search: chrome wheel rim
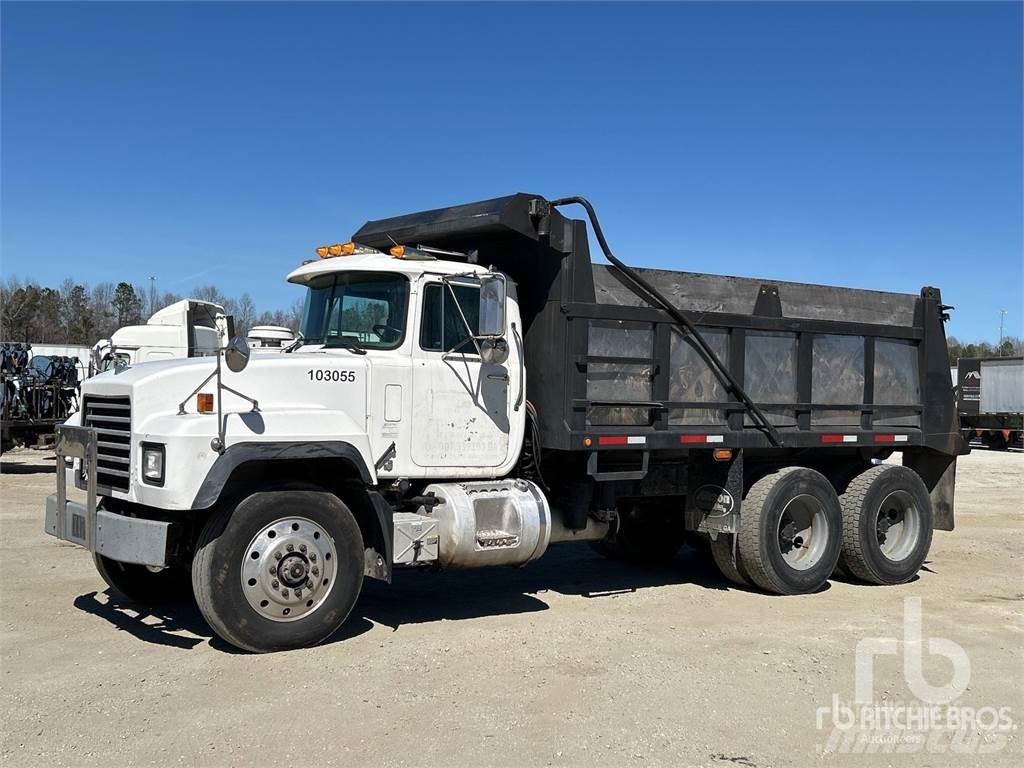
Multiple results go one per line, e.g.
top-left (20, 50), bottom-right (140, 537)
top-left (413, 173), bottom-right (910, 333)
top-left (777, 494), bottom-right (829, 571)
top-left (241, 517), bottom-right (337, 622)
top-left (875, 490), bottom-right (921, 562)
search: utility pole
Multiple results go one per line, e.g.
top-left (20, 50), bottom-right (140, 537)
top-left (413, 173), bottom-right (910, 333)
top-left (149, 276), bottom-right (157, 316)
top-left (997, 309), bottom-right (1007, 355)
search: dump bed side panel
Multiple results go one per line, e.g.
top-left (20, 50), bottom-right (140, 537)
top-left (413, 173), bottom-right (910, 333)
top-left (592, 266), bottom-right (918, 326)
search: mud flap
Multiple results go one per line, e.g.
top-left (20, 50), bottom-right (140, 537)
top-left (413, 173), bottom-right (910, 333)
top-left (903, 451), bottom-right (957, 531)
top-left (686, 450), bottom-right (743, 535)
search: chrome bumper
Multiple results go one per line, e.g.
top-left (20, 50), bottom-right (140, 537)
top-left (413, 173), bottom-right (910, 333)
top-left (45, 424), bottom-right (169, 567)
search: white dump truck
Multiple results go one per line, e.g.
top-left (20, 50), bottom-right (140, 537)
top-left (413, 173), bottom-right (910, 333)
top-left (91, 299), bottom-right (230, 372)
top-left (45, 194), bottom-right (966, 652)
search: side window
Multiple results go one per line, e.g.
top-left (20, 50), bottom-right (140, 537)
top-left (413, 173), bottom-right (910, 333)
top-left (420, 282), bottom-right (480, 353)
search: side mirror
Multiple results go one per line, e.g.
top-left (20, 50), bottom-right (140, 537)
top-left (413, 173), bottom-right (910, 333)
top-left (480, 337), bottom-right (510, 365)
top-left (477, 275), bottom-right (506, 337)
top-left (224, 336), bottom-right (251, 373)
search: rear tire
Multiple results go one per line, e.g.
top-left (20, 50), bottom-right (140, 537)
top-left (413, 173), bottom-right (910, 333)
top-left (838, 464), bottom-right (933, 585)
top-left (709, 533), bottom-right (750, 586)
top-left (192, 489), bottom-right (364, 653)
top-left (736, 467), bottom-right (843, 595)
top-left (93, 554), bottom-right (192, 603)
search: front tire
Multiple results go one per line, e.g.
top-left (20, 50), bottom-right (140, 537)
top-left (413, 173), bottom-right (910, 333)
top-left (736, 467), bottom-right (843, 595)
top-left (94, 554), bottom-right (192, 602)
top-left (192, 490), bottom-right (364, 653)
top-left (838, 464), bottom-right (933, 585)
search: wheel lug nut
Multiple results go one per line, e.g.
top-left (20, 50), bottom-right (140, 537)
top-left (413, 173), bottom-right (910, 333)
top-left (281, 588), bottom-right (289, 597)
top-left (286, 544), bottom-right (294, 552)
top-left (274, 551), bottom-right (282, 560)
top-left (306, 578), bottom-right (313, 588)
top-left (311, 567), bottom-right (319, 576)
top-left (299, 544), bottom-right (307, 553)
top-left (309, 553), bottom-right (316, 562)
top-left (271, 580), bottom-right (279, 589)
top-left (295, 589), bottom-right (302, 598)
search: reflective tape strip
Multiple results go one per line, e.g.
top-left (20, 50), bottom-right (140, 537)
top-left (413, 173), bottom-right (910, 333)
top-left (597, 435), bottom-right (647, 446)
top-left (680, 435), bottom-right (725, 444)
top-left (893, 434), bottom-right (909, 443)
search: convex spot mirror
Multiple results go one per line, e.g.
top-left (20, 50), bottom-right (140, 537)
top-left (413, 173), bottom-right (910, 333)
top-left (224, 336), bottom-right (251, 373)
top-left (480, 337), bottom-right (509, 365)
top-left (477, 275), bottom-right (506, 338)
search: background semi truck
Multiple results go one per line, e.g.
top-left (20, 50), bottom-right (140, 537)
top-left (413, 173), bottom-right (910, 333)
top-left (956, 356), bottom-right (1023, 450)
top-left (90, 299), bottom-right (231, 372)
top-left (45, 194), bottom-right (967, 652)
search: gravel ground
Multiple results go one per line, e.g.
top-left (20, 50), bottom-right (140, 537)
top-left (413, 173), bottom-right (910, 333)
top-left (1, 448), bottom-right (1021, 767)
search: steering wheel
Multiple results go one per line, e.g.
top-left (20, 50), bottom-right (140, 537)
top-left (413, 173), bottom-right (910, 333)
top-left (373, 324), bottom-right (402, 343)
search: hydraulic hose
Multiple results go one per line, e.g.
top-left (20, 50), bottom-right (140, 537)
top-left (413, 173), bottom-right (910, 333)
top-left (548, 196), bottom-right (784, 448)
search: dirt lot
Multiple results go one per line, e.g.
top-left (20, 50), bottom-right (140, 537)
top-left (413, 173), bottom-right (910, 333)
top-left (1, 449), bottom-right (1021, 767)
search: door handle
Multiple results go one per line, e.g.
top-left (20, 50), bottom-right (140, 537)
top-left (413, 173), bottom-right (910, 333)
top-left (487, 373), bottom-right (510, 382)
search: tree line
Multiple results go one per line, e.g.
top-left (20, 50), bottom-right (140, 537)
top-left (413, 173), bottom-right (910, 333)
top-left (0, 276), bottom-right (301, 346)
top-left (946, 335), bottom-right (1023, 365)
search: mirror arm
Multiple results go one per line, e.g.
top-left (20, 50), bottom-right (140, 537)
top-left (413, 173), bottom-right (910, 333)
top-left (442, 279), bottom-right (484, 357)
top-left (177, 368), bottom-right (218, 415)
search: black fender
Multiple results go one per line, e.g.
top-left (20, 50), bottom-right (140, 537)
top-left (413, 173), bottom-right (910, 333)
top-left (191, 441), bottom-right (373, 510)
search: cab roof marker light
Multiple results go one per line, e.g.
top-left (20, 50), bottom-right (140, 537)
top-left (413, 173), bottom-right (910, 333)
top-left (390, 245), bottom-right (437, 261)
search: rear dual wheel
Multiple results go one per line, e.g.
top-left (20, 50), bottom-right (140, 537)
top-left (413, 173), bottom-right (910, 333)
top-left (733, 468), bottom-right (844, 595)
top-left (709, 468), bottom-right (842, 593)
top-left (837, 465), bottom-right (933, 585)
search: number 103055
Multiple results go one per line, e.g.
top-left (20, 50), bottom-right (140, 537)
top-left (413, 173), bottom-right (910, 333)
top-left (307, 369), bottom-right (356, 382)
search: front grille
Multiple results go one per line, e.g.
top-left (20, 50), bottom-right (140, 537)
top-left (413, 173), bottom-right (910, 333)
top-left (83, 396), bottom-right (132, 491)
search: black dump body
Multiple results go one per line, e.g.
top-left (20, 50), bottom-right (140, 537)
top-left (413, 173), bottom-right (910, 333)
top-left (354, 194), bottom-right (967, 461)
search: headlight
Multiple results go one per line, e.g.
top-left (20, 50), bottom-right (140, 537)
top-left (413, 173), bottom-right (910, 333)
top-left (141, 443), bottom-right (165, 486)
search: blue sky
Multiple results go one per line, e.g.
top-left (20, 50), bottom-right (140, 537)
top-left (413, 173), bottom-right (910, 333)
top-left (3, 1), bottom-right (1021, 341)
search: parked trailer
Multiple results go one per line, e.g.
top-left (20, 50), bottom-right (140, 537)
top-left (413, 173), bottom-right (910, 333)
top-left (45, 194), bottom-right (967, 652)
top-left (1, 343), bottom-right (80, 453)
top-left (956, 357), bottom-right (1023, 450)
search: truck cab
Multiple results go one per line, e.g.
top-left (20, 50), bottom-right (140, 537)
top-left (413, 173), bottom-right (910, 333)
top-left (91, 299), bottom-right (230, 372)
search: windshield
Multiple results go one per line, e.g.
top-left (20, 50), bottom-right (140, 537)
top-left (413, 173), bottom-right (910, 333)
top-left (299, 272), bottom-right (409, 349)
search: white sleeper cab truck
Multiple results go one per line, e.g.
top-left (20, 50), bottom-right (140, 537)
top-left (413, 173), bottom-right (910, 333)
top-left (91, 299), bottom-right (230, 373)
top-left (46, 194), bottom-right (968, 653)
top-left (246, 325), bottom-right (297, 352)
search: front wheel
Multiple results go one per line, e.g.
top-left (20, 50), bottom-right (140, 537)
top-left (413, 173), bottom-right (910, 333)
top-left (94, 554), bottom-right (192, 602)
top-left (192, 490), bottom-right (364, 653)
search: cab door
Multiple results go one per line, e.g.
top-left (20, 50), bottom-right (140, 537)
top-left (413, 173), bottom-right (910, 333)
top-left (411, 277), bottom-right (511, 468)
